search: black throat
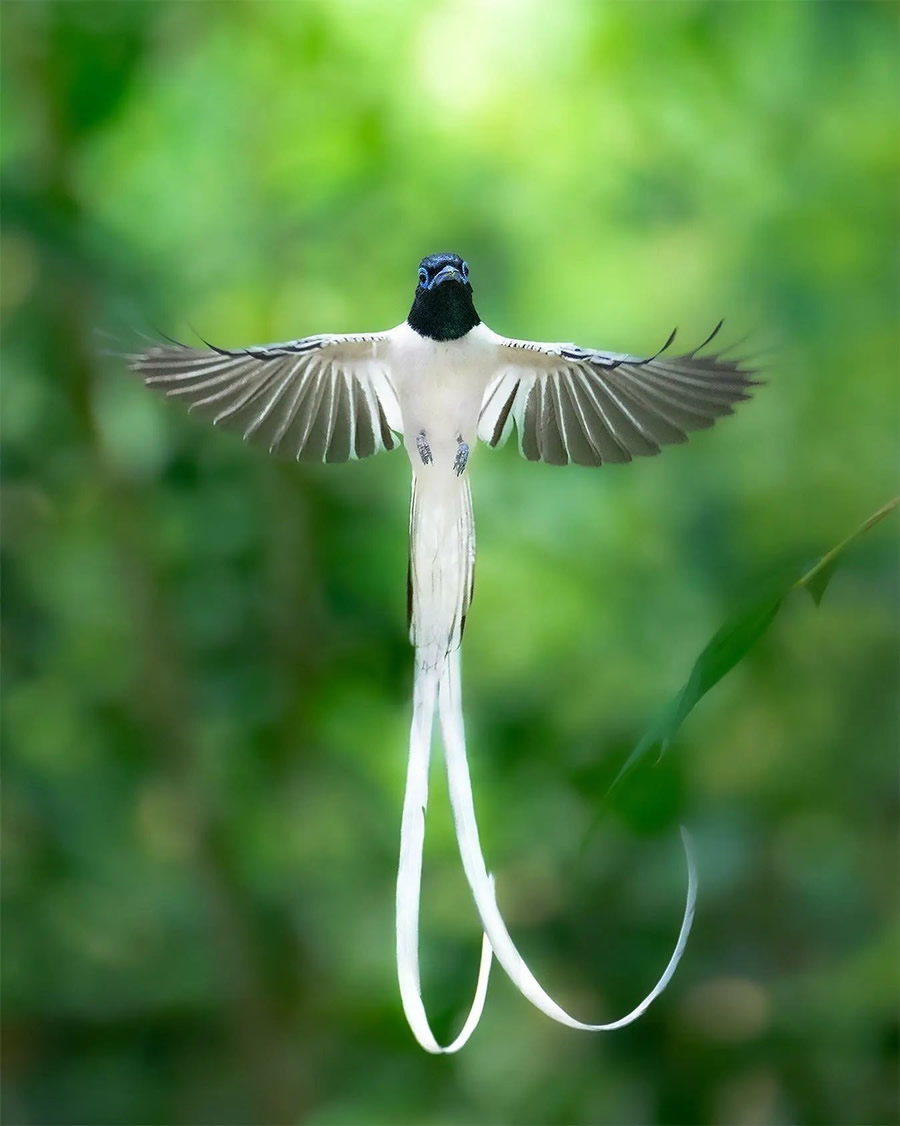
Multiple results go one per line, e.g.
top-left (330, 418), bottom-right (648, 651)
top-left (407, 283), bottom-right (481, 342)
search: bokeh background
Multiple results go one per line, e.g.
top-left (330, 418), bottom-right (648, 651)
top-left (2, 3), bottom-right (898, 1124)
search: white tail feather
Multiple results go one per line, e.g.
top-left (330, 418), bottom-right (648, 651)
top-left (399, 466), bottom-right (693, 1047)
top-left (437, 646), bottom-right (697, 1031)
top-left (407, 473), bottom-right (475, 667)
top-left (395, 658), bottom-right (493, 1053)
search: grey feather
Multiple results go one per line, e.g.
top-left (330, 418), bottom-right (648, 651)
top-left (479, 328), bottom-right (760, 467)
top-left (125, 332), bottom-right (401, 462)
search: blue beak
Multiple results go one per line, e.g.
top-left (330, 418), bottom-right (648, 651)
top-left (430, 265), bottom-right (465, 288)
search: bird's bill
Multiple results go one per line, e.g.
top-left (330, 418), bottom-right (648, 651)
top-left (429, 265), bottom-right (465, 288)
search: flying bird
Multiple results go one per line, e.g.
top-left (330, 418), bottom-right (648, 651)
top-left (123, 252), bottom-right (759, 1052)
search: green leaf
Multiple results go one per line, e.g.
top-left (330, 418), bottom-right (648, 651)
top-left (608, 495), bottom-right (898, 793)
top-left (796, 495), bottom-right (899, 606)
top-left (609, 591), bottom-right (783, 791)
top-left (802, 558), bottom-right (839, 607)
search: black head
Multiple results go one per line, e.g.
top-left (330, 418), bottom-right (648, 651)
top-left (407, 252), bottom-right (480, 341)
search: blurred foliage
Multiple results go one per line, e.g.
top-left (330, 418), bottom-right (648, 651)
top-left (612, 497), bottom-right (899, 794)
top-left (2, 2), bottom-right (898, 1124)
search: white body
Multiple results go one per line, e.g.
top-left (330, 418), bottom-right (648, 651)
top-left (388, 321), bottom-right (499, 465)
top-left (388, 323), bottom-right (499, 666)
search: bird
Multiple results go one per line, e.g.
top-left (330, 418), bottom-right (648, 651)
top-left (123, 251), bottom-right (759, 1053)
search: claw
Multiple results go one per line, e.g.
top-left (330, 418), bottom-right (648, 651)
top-left (416, 431), bottom-right (433, 466)
top-left (453, 438), bottom-right (469, 476)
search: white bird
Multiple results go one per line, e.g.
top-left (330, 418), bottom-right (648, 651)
top-left (125, 252), bottom-right (759, 1052)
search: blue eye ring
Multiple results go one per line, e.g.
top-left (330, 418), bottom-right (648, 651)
top-left (461, 261), bottom-right (469, 280)
top-left (418, 268), bottom-right (428, 286)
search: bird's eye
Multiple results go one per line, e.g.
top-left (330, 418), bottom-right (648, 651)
top-left (461, 261), bottom-right (469, 279)
top-left (418, 268), bottom-right (428, 286)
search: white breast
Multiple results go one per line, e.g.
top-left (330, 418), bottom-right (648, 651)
top-left (387, 322), bottom-right (499, 471)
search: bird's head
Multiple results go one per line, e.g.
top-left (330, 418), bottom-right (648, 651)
top-left (408, 252), bottom-right (480, 341)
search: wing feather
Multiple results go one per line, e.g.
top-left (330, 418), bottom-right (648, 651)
top-left (567, 369), bottom-right (629, 463)
top-left (538, 379), bottom-right (567, 465)
top-left (125, 331), bottom-right (401, 462)
top-left (352, 376), bottom-right (377, 458)
top-left (604, 371), bottom-right (688, 446)
top-left (479, 327), bottom-right (759, 467)
top-left (569, 368), bottom-right (632, 463)
top-left (554, 376), bottom-right (596, 466)
top-left (326, 370), bottom-right (353, 463)
top-left (276, 362), bottom-right (323, 455)
top-left (520, 380), bottom-right (542, 462)
top-left (622, 368), bottom-right (725, 423)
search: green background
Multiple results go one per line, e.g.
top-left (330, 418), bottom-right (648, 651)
top-left (2, 2), bottom-right (897, 1123)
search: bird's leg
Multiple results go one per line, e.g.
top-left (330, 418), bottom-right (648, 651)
top-left (416, 431), bottom-right (433, 466)
top-left (453, 436), bottom-right (469, 477)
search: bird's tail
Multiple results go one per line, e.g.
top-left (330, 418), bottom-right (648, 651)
top-left (406, 472), bottom-right (475, 666)
top-left (396, 472), bottom-right (490, 1053)
top-left (438, 645), bottom-right (698, 1033)
top-left (396, 654), bottom-right (492, 1053)
top-left (397, 472), bottom-right (697, 1051)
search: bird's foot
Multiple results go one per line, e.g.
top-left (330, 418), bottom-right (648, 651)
top-left (416, 431), bottom-right (433, 466)
top-left (453, 438), bottom-right (469, 477)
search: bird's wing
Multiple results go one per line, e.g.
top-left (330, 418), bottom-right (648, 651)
top-left (477, 323), bottom-right (759, 466)
top-left (125, 331), bottom-right (402, 461)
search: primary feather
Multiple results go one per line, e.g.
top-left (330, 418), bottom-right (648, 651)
top-left (125, 332), bottom-right (401, 461)
top-left (478, 323), bottom-right (761, 465)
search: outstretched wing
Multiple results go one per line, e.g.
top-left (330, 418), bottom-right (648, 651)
top-left (477, 323), bottom-right (760, 466)
top-left (125, 331), bottom-right (402, 462)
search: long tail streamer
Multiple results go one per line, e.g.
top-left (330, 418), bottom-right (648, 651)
top-left (395, 658), bottom-right (492, 1053)
top-left (438, 646), bottom-right (697, 1031)
top-left (397, 470), bottom-right (696, 1050)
